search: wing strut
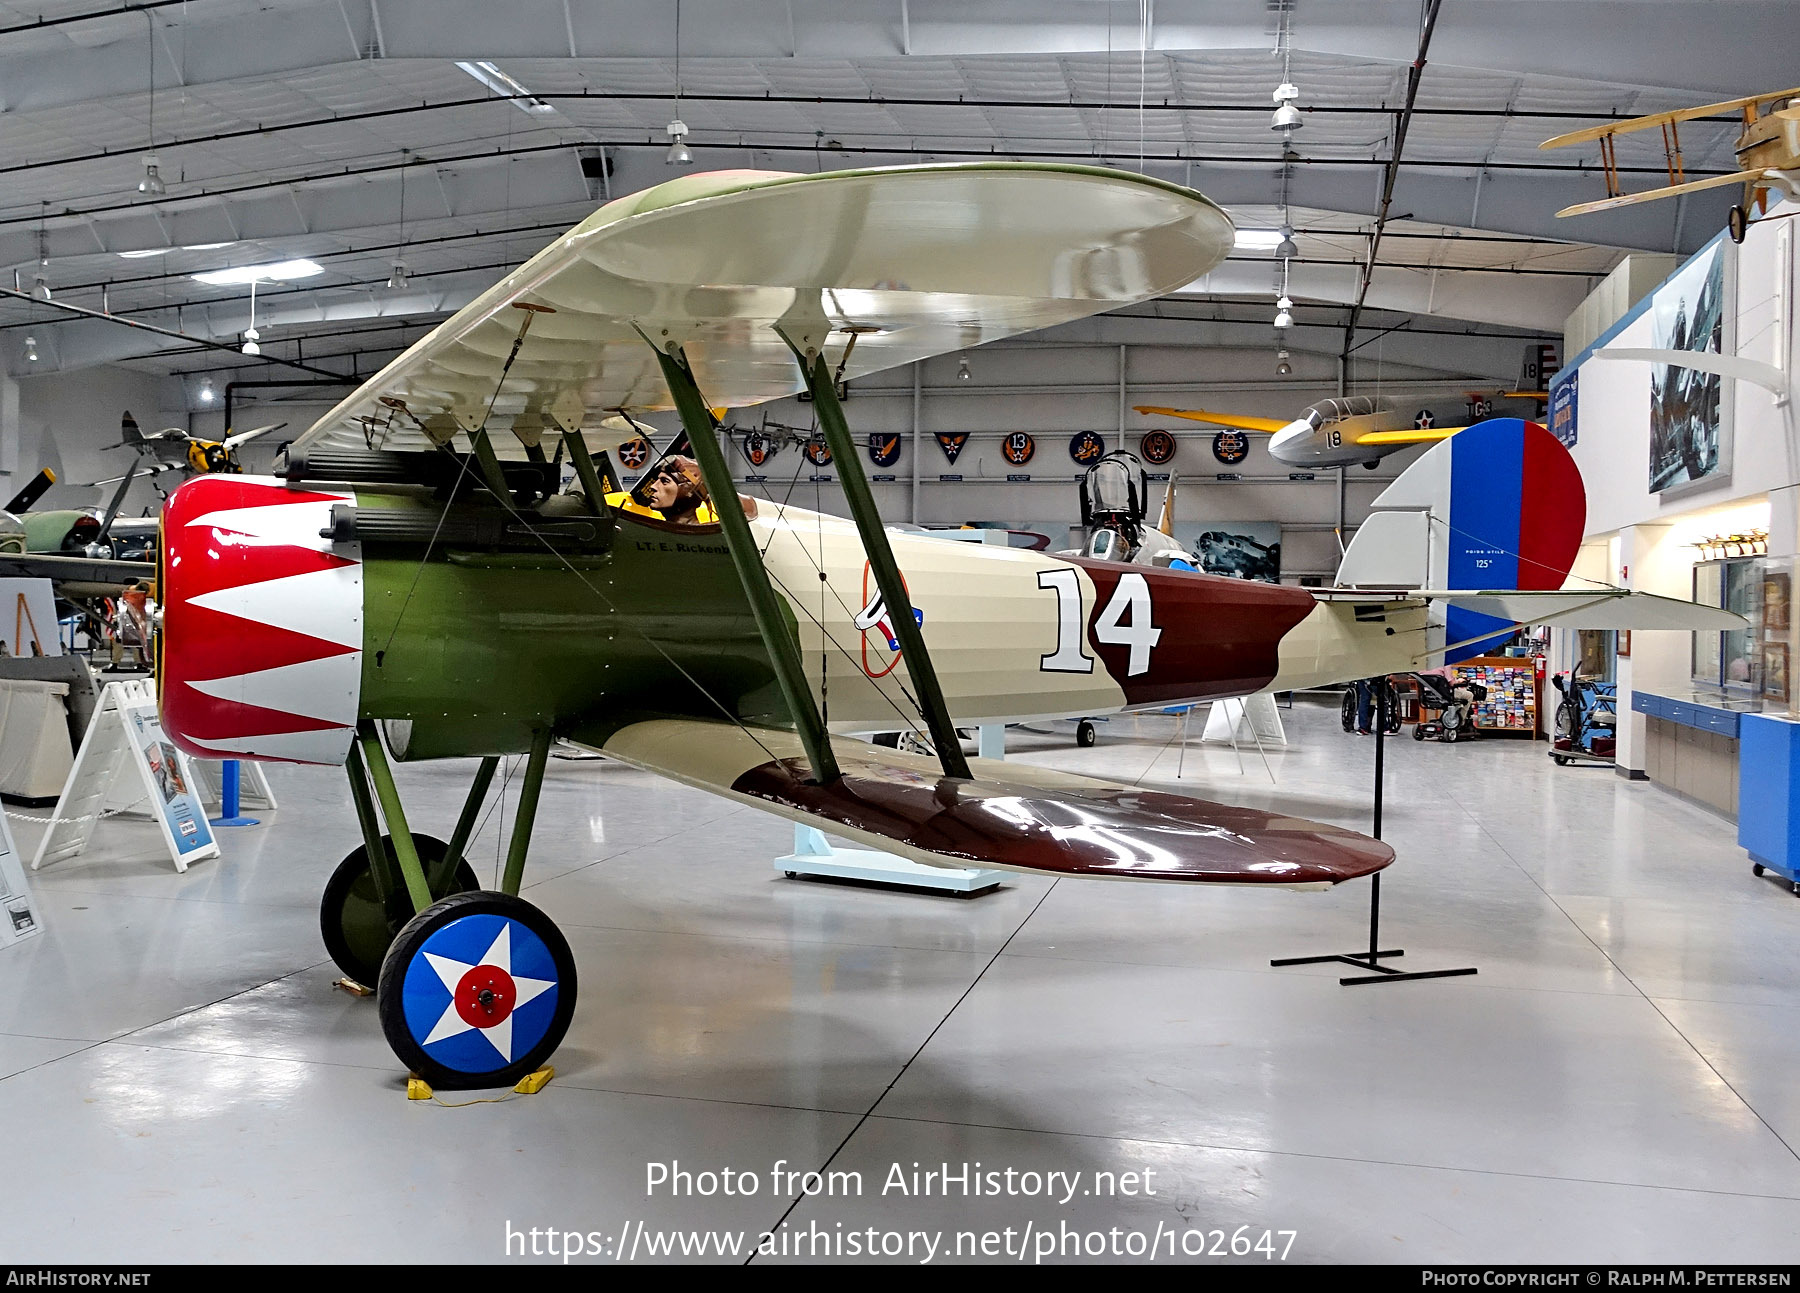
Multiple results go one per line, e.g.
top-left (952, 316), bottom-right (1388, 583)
top-left (783, 328), bottom-right (972, 781)
top-left (645, 336), bottom-right (841, 786)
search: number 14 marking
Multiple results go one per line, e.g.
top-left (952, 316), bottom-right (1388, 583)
top-left (1038, 568), bottom-right (1163, 678)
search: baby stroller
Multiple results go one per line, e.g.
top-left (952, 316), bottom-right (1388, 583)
top-left (1411, 673), bottom-right (1489, 743)
top-left (1550, 672), bottom-right (1616, 766)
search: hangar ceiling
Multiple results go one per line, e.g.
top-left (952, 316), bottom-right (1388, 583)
top-left (0, 0), bottom-right (1778, 384)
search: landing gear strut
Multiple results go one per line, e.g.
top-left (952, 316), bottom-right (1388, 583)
top-left (333, 723), bottom-right (578, 1089)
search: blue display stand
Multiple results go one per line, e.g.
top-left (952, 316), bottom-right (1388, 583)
top-left (207, 760), bottom-right (262, 828)
top-left (1738, 713), bottom-right (1800, 887)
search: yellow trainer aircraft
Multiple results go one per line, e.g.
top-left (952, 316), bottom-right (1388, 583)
top-left (1541, 86), bottom-right (1800, 242)
top-left (1134, 387), bottom-right (1546, 470)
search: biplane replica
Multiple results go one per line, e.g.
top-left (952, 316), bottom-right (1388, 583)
top-left (1133, 384), bottom-right (1548, 471)
top-left (148, 164), bottom-right (1738, 1089)
top-left (1541, 86), bottom-right (1800, 241)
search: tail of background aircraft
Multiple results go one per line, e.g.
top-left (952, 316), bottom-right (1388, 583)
top-left (1334, 418), bottom-right (1586, 662)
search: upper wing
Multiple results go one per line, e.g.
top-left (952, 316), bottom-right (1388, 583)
top-left (1554, 169), bottom-right (1767, 217)
top-left (1314, 587), bottom-right (1745, 631)
top-left (583, 717), bottom-right (1392, 889)
top-left (1352, 425), bottom-right (1466, 448)
top-left (1132, 405), bottom-right (1289, 434)
top-left (297, 164), bottom-right (1234, 460)
top-left (1540, 88), bottom-right (1800, 149)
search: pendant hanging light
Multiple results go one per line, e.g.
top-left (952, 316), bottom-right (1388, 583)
top-left (666, 1), bottom-right (694, 165)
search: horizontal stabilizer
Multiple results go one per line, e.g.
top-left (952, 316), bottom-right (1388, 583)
top-left (1314, 587), bottom-right (1745, 632)
top-left (1133, 405), bottom-right (1288, 434)
top-left (583, 718), bottom-right (1391, 888)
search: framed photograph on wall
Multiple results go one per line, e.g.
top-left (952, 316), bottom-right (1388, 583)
top-left (1617, 630), bottom-right (1631, 658)
top-left (1649, 236), bottom-right (1735, 497)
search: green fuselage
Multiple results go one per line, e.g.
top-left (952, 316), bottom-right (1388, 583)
top-left (357, 493), bottom-right (778, 759)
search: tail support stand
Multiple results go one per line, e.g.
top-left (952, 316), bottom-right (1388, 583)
top-left (1270, 680), bottom-right (1478, 987)
top-left (207, 760), bottom-right (261, 827)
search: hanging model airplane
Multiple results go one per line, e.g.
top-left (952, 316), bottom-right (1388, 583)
top-left (1540, 86), bottom-right (1800, 242)
top-left (143, 164), bottom-right (1737, 1091)
top-left (96, 410), bottom-right (286, 483)
top-left (1132, 385), bottom-right (1548, 470)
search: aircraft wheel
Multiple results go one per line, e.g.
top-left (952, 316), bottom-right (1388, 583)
top-left (320, 834), bottom-right (478, 986)
top-left (1753, 862), bottom-right (1765, 877)
top-left (1076, 720), bottom-right (1097, 748)
top-left (1728, 205), bottom-right (1749, 245)
top-left (1361, 460), bottom-right (1381, 470)
top-left (1340, 692), bottom-right (1357, 733)
top-left (378, 891), bottom-right (577, 1090)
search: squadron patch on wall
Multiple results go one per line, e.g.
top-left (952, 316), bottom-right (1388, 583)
top-left (1069, 430), bottom-right (1106, 465)
top-left (741, 430), bottom-right (775, 467)
top-left (617, 437), bottom-right (652, 470)
top-left (1140, 429), bottom-right (1177, 465)
top-left (1002, 432), bottom-right (1036, 466)
top-left (868, 433), bottom-right (902, 467)
top-left (1211, 430), bottom-right (1250, 465)
top-left (935, 431), bottom-right (969, 463)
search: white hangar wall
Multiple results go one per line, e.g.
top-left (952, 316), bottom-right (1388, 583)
top-left (1554, 196), bottom-right (1800, 773)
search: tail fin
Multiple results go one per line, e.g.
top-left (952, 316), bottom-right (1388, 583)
top-left (119, 411), bottom-right (143, 445)
top-left (1336, 418), bottom-right (1586, 661)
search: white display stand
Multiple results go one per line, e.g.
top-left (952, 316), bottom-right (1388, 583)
top-left (0, 677), bottom-right (73, 800)
top-left (189, 759), bottom-right (279, 812)
top-left (30, 679), bottom-right (219, 874)
top-left (1202, 693), bottom-right (1288, 746)
top-left (776, 824), bottom-right (1004, 896)
top-left (0, 805), bottom-right (42, 950)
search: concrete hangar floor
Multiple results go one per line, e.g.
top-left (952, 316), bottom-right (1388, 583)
top-left (3, 698), bottom-right (1796, 1265)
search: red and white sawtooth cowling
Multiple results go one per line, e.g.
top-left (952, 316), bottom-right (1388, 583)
top-left (159, 475), bottom-right (364, 765)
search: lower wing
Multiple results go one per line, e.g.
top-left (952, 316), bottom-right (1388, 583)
top-left (579, 717), bottom-right (1392, 889)
top-left (1132, 406), bottom-right (1289, 434)
top-left (1555, 170), bottom-right (1766, 218)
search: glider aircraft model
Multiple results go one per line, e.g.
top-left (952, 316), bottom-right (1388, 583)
top-left (145, 164), bottom-right (1737, 1089)
top-left (1133, 382), bottom-right (1548, 471)
top-left (1540, 86), bottom-right (1800, 241)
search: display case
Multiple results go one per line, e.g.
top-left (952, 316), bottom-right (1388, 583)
top-left (1692, 556), bottom-right (1764, 693)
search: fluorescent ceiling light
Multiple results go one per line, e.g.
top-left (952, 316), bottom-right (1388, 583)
top-left (191, 259), bottom-right (323, 286)
top-left (455, 60), bottom-right (557, 113)
top-left (119, 242), bottom-right (233, 259)
top-left (1234, 230), bottom-right (1285, 251)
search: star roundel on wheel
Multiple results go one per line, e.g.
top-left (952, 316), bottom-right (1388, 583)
top-left (1069, 430), bottom-right (1106, 465)
top-left (618, 437), bottom-right (652, 470)
top-left (1211, 430), bottom-right (1249, 464)
top-left (1140, 430), bottom-right (1177, 465)
top-left (1002, 432), bottom-right (1035, 466)
top-left (803, 435), bottom-right (833, 466)
top-left (400, 912), bottom-right (561, 1075)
